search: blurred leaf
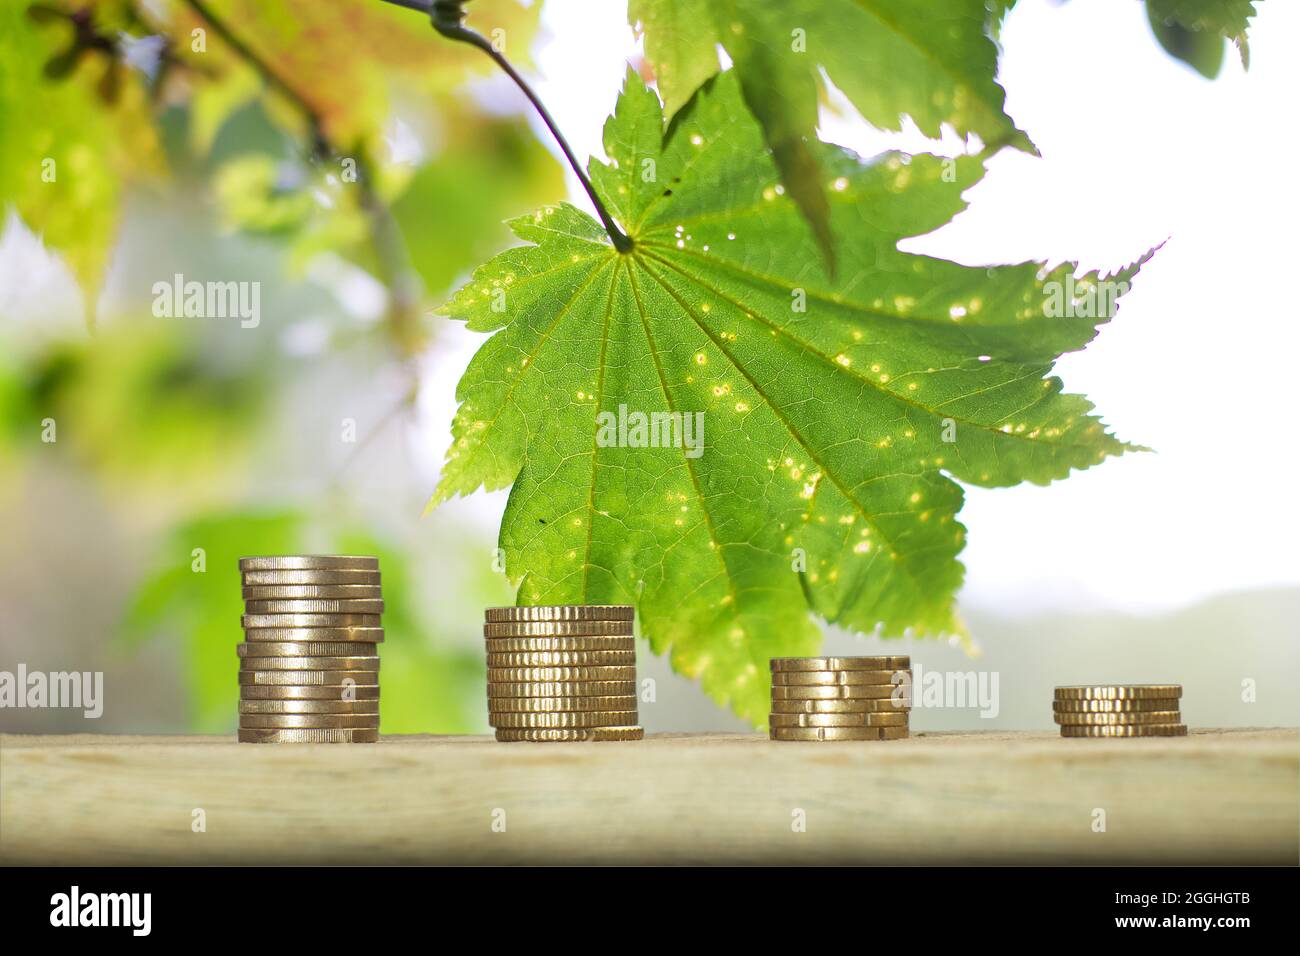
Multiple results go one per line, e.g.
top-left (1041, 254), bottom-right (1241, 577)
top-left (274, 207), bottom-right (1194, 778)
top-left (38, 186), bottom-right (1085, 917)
top-left (1147, 15), bottom-right (1224, 78)
top-left (213, 153), bottom-right (318, 235)
top-left (1146, 0), bottom-right (1256, 75)
top-left (986, 0), bottom-right (1016, 39)
top-left (157, 0), bottom-right (542, 149)
top-left (7, 320), bottom-right (268, 497)
top-left (0, 2), bottom-right (162, 308)
top-left (189, 61), bottom-right (261, 155)
top-left (391, 113), bottom-right (565, 298)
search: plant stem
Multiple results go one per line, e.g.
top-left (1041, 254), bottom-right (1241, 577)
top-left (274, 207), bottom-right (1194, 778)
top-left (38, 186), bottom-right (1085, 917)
top-left (381, 0), bottom-right (632, 252)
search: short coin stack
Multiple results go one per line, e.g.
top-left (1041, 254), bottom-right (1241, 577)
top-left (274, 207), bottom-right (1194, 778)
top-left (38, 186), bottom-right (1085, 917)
top-left (485, 605), bottom-right (643, 742)
top-left (1054, 684), bottom-right (1186, 737)
top-left (237, 556), bottom-right (383, 743)
top-left (769, 656), bottom-right (912, 741)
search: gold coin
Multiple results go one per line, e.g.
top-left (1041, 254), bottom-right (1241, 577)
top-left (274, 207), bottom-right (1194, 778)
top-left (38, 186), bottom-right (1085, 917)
top-left (485, 650), bottom-right (636, 667)
top-left (489, 711), bottom-right (639, 729)
top-left (484, 636), bottom-right (635, 652)
top-left (239, 556), bottom-right (379, 571)
top-left (238, 684), bottom-right (379, 700)
top-left (1054, 711), bottom-right (1183, 726)
top-left (239, 656), bottom-right (380, 671)
top-left (241, 626), bottom-right (384, 643)
top-left (239, 700), bottom-right (381, 715)
top-left (483, 620), bottom-right (635, 637)
top-left (239, 670), bottom-right (378, 685)
top-left (487, 665), bottom-right (636, 682)
top-left (487, 680), bottom-right (637, 698)
top-left (771, 669), bottom-right (907, 686)
top-left (241, 613), bottom-right (381, 629)
top-left (239, 714), bottom-right (381, 730)
top-left (1060, 723), bottom-right (1189, 738)
top-left (1054, 685), bottom-right (1183, 700)
top-left (486, 695), bottom-right (638, 713)
top-left (770, 698), bottom-right (911, 714)
top-left (770, 656), bottom-right (911, 672)
top-left (244, 599), bottom-right (385, 615)
top-left (770, 684), bottom-right (905, 700)
top-left (770, 725), bottom-right (909, 742)
top-left (238, 728), bottom-right (379, 743)
top-left (494, 725), bottom-right (644, 742)
top-left (1052, 697), bottom-right (1181, 713)
top-left (484, 606), bottom-right (634, 623)
top-left (241, 585), bottom-right (383, 600)
top-left (241, 569), bottom-right (381, 586)
top-left (237, 642), bottom-right (379, 658)
top-left (768, 712), bottom-right (908, 728)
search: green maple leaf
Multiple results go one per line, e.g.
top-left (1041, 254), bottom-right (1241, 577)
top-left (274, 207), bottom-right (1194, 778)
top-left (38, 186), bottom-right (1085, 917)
top-left (433, 70), bottom-right (1143, 724)
top-left (631, 0), bottom-right (1033, 269)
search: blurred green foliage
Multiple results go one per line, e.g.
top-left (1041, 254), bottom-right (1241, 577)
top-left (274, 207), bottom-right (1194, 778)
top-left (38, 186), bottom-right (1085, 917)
top-left (0, 0), bottom-right (558, 732)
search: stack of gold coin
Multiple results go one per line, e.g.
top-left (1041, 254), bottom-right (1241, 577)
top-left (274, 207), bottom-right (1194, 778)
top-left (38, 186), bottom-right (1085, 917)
top-left (485, 606), bottom-right (643, 742)
top-left (769, 656), bottom-right (912, 741)
top-left (236, 556), bottom-right (383, 743)
top-left (1054, 685), bottom-right (1186, 737)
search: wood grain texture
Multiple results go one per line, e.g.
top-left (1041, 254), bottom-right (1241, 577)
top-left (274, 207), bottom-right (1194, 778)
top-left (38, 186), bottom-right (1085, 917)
top-left (2, 729), bottom-right (1295, 864)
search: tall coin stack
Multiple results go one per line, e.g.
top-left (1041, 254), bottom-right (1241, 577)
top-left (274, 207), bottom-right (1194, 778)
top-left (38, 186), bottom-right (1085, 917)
top-left (1054, 684), bottom-right (1186, 737)
top-left (769, 656), bottom-right (912, 741)
top-left (237, 556), bottom-right (383, 743)
top-left (485, 605), bottom-right (643, 742)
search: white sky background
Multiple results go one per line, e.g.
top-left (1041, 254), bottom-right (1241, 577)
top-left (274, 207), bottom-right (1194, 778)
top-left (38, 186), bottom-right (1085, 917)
top-left (429, 0), bottom-right (1300, 617)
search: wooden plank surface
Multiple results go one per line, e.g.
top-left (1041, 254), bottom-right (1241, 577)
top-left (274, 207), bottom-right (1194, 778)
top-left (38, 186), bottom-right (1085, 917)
top-left (2, 729), bottom-right (1295, 864)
